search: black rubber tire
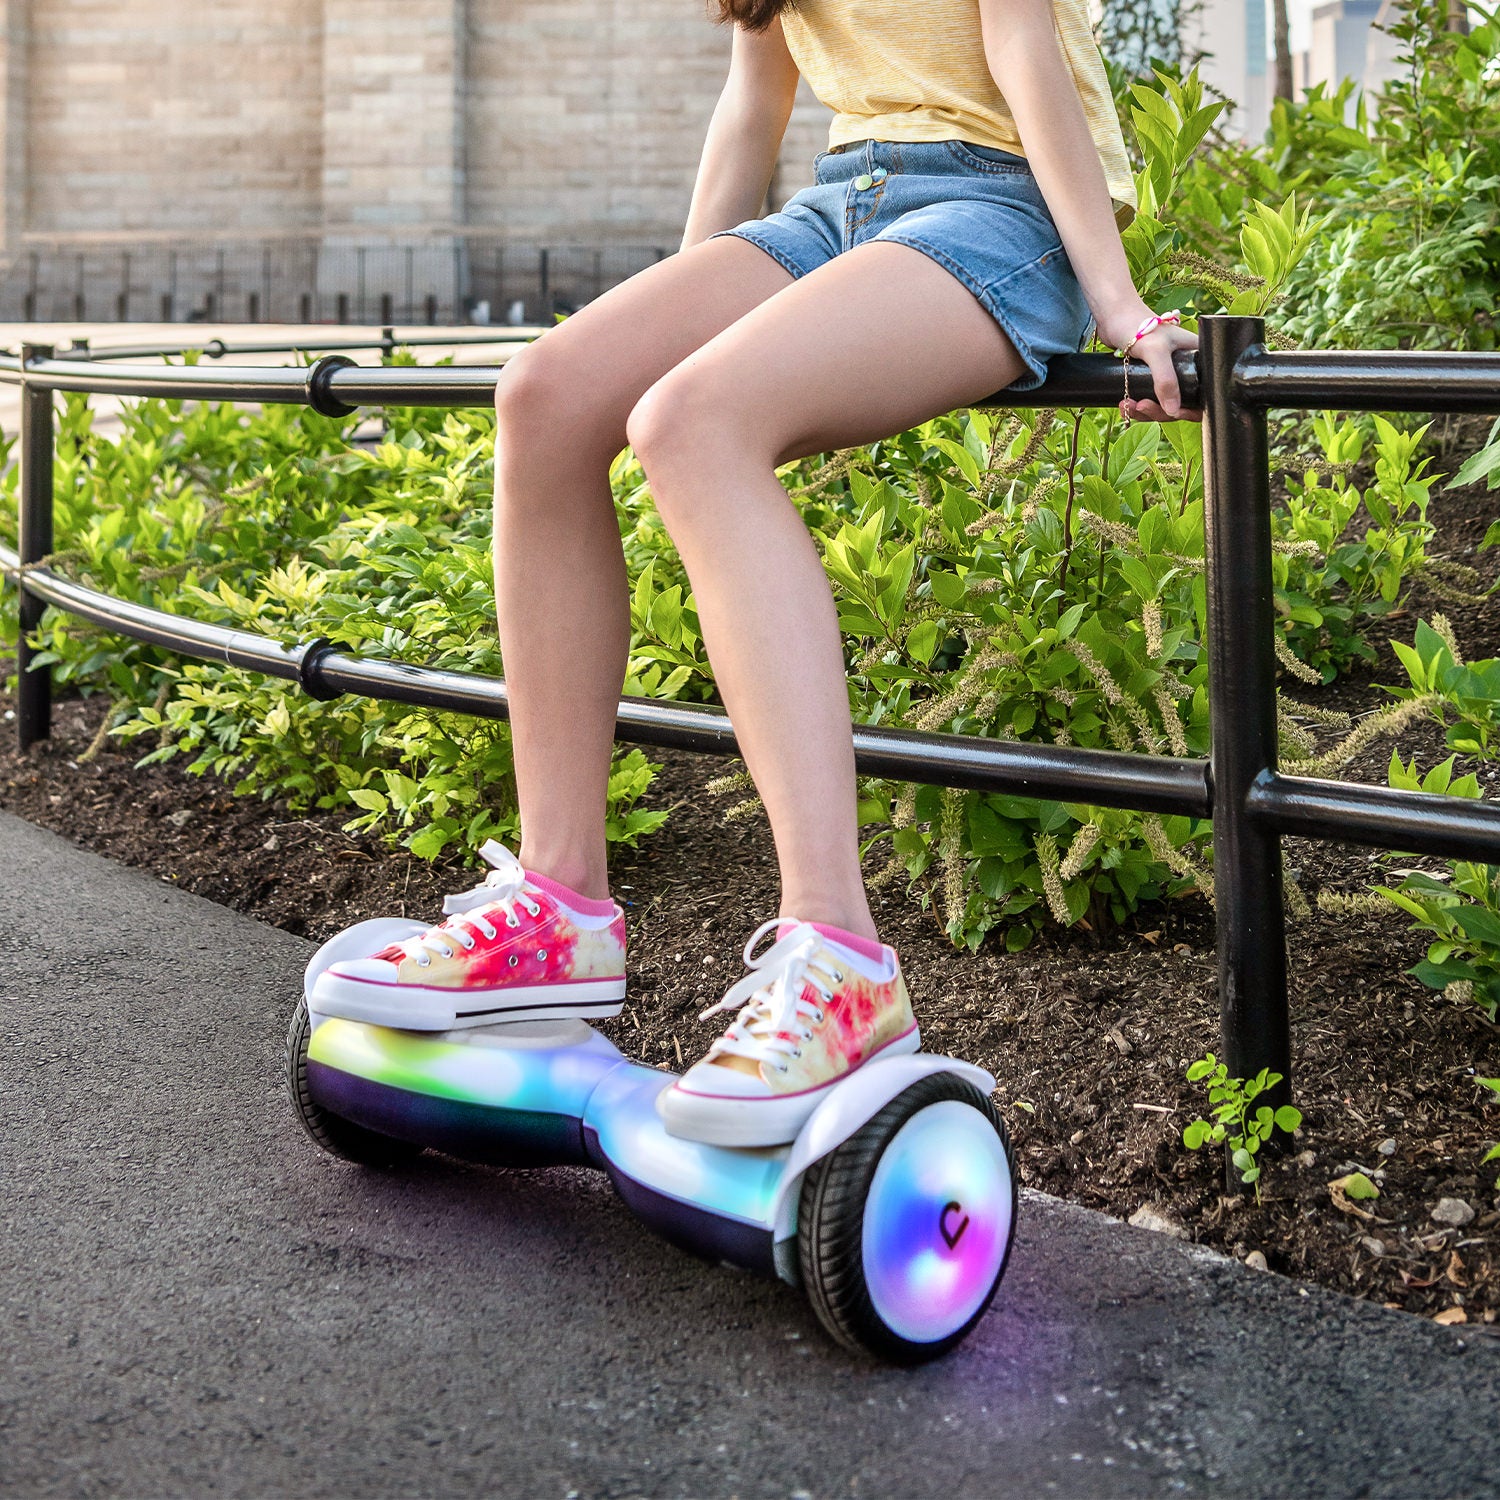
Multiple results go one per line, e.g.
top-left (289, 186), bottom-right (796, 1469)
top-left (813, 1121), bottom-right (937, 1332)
top-left (286, 999), bottom-right (425, 1167)
top-left (797, 1073), bottom-right (1017, 1364)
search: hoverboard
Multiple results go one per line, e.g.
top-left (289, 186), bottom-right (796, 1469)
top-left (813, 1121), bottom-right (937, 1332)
top-left (287, 918), bottom-right (1019, 1364)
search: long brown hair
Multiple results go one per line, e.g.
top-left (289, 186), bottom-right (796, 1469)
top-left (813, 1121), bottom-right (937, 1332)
top-left (707, 0), bottom-right (798, 33)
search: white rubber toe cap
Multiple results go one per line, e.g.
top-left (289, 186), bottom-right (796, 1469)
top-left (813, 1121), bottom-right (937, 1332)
top-left (323, 957), bottom-right (401, 984)
top-left (673, 1060), bottom-right (771, 1099)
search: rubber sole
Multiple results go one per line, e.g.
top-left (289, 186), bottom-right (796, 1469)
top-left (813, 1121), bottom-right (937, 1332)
top-left (308, 971), bottom-right (626, 1031)
top-left (656, 1027), bottom-right (921, 1147)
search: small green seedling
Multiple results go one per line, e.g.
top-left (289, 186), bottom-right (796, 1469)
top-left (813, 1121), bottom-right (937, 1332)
top-left (1481, 1077), bottom-right (1500, 1187)
top-left (1181, 1054), bottom-right (1303, 1199)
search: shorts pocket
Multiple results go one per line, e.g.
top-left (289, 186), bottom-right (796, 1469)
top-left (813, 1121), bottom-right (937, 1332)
top-left (944, 140), bottom-right (1032, 175)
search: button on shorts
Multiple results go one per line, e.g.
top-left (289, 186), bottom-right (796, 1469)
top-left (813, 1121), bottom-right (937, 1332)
top-left (709, 137), bottom-right (1096, 393)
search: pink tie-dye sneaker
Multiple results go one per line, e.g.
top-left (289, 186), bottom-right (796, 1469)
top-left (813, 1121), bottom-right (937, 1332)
top-left (309, 840), bottom-right (626, 1030)
top-left (657, 918), bottom-right (920, 1147)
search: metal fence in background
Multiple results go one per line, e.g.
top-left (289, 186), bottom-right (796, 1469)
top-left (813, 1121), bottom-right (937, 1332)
top-left (0, 240), bottom-right (672, 327)
top-left (5, 316), bottom-right (1500, 1190)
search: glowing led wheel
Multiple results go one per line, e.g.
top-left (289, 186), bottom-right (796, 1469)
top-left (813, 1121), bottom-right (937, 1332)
top-left (287, 1000), bottom-right (425, 1167)
top-left (797, 1074), bottom-right (1016, 1364)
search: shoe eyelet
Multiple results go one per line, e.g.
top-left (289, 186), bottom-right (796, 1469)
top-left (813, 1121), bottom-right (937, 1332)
top-left (834, 970), bottom-right (844, 981)
top-left (537, 949), bottom-right (547, 960)
top-left (793, 1048), bottom-right (802, 1058)
top-left (777, 1063), bottom-right (789, 1073)
top-left (526, 900), bottom-right (540, 916)
top-left (459, 934), bottom-right (475, 951)
top-left (479, 923), bottom-right (496, 941)
top-left (509, 956), bottom-right (518, 967)
top-left (417, 956), bottom-right (431, 968)
top-left (815, 1010), bottom-right (825, 1024)
top-left (507, 916), bottom-right (520, 929)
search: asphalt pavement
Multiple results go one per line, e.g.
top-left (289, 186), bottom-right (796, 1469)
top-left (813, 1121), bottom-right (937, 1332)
top-left (2, 810), bottom-right (1496, 1499)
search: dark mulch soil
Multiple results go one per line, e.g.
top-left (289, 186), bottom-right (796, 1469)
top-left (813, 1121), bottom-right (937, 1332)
top-left (3, 411), bottom-right (1499, 1333)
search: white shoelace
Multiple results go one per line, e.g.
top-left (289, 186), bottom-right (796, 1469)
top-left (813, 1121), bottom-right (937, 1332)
top-left (698, 919), bottom-right (845, 1075)
top-left (397, 839), bottom-right (541, 969)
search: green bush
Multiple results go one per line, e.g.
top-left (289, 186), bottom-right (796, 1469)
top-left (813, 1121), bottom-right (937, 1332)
top-left (3, 382), bottom-right (670, 863)
top-left (1271, 413), bottom-right (1444, 678)
top-left (1161, 0), bottom-right (1500, 354)
top-left (1371, 749), bottom-right (1500, 1024)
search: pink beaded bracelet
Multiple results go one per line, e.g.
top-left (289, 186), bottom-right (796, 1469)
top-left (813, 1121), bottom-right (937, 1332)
top-left (1121, 309), bottom-right (1182, 357)
top-left (1118, 310), bottom-right (1182, 423)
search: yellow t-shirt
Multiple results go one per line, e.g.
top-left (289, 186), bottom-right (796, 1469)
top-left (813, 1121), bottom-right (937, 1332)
top-left (779, 0), bottom-right (1138, 229)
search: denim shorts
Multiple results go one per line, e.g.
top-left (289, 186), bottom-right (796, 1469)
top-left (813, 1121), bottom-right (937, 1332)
top-left (710, 138), bottom-right (1095, 392)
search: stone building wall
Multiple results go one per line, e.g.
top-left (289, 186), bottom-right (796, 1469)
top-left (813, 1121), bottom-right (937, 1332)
top-left (23, 0), bottom-right (326, 237)
top-left (0, 0), bottom-right (834, 319)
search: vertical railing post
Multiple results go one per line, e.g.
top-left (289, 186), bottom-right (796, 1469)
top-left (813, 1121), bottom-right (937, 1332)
top-left (17, 344), bottom-right (56, 751)
top-left (1199, 313), bottom-right (1292, 1190)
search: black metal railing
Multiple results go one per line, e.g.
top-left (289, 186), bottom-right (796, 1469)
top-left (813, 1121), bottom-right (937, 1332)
top-left (5, 316), bottom-right (1500, 1187)
top-left (32, 329), bottom-right (533, 364)
top-left (1, 240), bottom-right (672, 327)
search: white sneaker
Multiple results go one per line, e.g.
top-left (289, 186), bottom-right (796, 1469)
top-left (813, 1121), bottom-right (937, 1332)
top-left (309, 841), bottom-right (627, 1030)
top-left (657, 918), bottom-right (920, 1147)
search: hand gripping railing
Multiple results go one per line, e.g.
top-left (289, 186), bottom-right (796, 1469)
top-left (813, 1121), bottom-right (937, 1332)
top-left (7, 316), bottom-right (1500, 1189)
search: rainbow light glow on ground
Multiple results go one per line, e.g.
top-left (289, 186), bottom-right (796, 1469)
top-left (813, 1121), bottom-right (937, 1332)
top-left (860, 1100), bottom-right (1012, 1344)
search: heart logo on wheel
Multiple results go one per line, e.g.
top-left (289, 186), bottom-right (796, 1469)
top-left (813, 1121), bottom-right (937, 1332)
top-left (939, 1200), bottom-right (970, 1250)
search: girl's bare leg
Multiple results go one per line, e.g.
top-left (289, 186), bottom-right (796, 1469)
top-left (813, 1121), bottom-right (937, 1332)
top-left (492, 238), bottom-right (794, 901)
top-left (624, 241), bottom-right (1031, 942)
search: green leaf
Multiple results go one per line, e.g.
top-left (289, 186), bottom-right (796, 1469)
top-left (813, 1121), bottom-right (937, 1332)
top-left (1056, 602), bottom-right (1087, 639)
top-left (930, 569), bottom-right (967, 607)
top-left (928, 436), bottom-right (982, 487)
top-left (1342, 1171), bottom-right (1380, 1201)
top-left (1450, 906), bottom-right (1500, 950)
top-left (906, 620), bottom-right (940, 665)
top-left (1411, 957), bottom-right (1475, 992)
top-left (407, 824), bottom-right (454, 860)
top-left (1446, 427), bottom-right (1500, 491)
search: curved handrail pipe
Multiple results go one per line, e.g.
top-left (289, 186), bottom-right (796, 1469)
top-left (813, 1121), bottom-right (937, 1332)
top-left (0, 541), bottom-right (1211, 818)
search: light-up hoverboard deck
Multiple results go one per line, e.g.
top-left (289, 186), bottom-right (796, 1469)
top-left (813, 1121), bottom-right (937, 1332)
top-left (288, 921), bottom-right (1018, 1364)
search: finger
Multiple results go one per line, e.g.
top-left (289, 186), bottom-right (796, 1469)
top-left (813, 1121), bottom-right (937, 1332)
top-left (1143, 404), bottom-right (1204, 425)
top-left (1126, 394), bottom-right (1199, 425)
top-left (1146, 352), bottom-right (1182, 418)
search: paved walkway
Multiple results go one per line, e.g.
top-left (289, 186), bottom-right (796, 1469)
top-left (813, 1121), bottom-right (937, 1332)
top-left (2, 810), bottom-right (1496, 1499)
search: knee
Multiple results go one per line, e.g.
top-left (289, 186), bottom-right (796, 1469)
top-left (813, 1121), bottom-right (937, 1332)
top-left (493, 346), bottom-right (569, 442)
top-left (625, 371), bottom-right (726, 483)
top-left (493, 346), bottom-right (625, 505)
